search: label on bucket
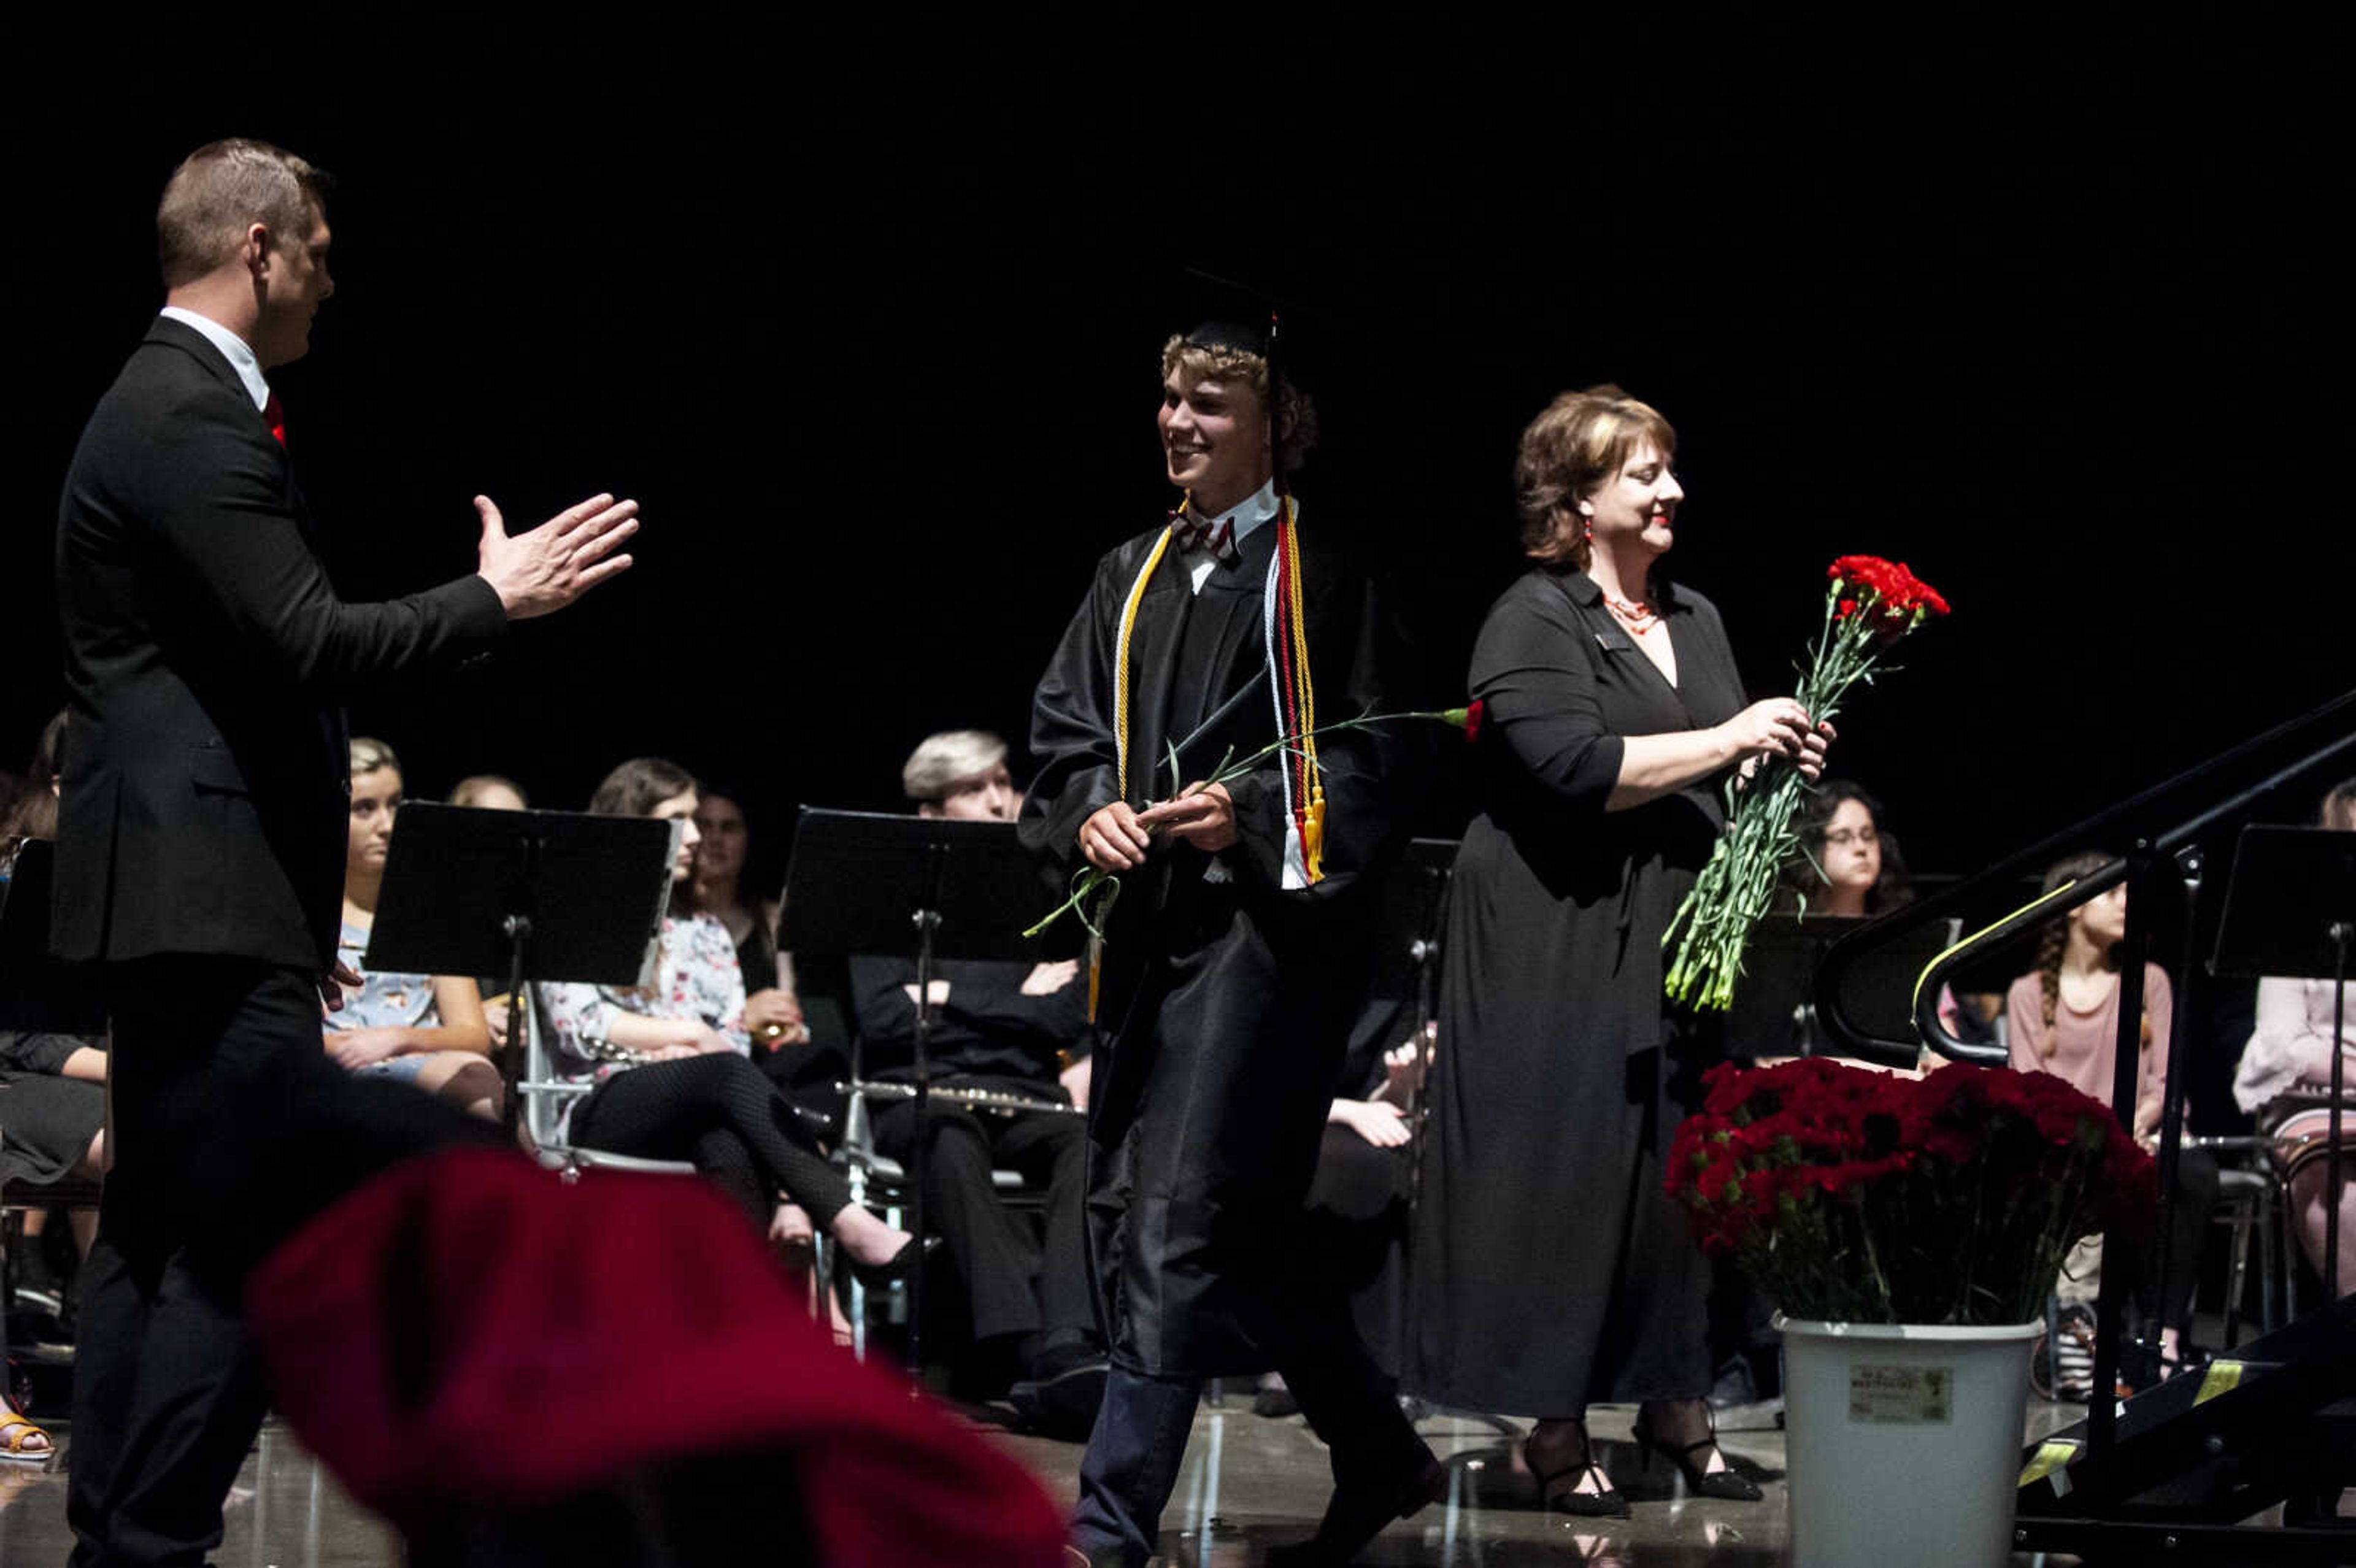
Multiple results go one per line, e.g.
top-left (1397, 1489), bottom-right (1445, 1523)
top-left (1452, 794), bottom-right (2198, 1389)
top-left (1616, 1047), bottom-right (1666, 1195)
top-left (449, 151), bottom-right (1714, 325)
top-left (1847, 1364), bottom-right (1952, 1424)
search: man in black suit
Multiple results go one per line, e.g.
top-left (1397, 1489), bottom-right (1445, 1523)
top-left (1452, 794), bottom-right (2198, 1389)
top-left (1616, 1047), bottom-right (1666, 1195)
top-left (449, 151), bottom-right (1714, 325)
top-left (53, 139), bottom-right (638, 1567)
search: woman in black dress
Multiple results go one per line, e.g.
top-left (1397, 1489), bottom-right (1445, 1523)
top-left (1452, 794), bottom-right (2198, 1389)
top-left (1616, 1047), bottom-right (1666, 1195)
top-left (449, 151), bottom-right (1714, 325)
top-left (1407, 386), bottom-right (1829, 1514)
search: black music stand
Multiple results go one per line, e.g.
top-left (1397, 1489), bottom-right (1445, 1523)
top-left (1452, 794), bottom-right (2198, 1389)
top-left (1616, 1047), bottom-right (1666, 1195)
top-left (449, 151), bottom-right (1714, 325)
top-left (781, 809), bottom-right (1074, 1373)
top-left (2211, 824), bottom-right (2356, 1294)
top-left (1, 840), bottom-right (106, 1036)
top-left (362, 804), bottom-right (679, 1130)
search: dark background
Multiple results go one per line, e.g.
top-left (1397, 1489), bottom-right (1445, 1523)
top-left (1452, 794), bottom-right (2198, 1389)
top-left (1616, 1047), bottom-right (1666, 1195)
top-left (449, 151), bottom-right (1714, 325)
top-left (7, 18), bottom-right (2347, 902)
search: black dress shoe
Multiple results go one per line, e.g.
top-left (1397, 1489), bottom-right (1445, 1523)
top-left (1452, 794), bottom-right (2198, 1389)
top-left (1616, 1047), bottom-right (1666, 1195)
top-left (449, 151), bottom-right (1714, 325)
top-left (1263, 1447), bottom-right (1446, 1566)
top-left (847, 1233), bottom-right (939, 1289)
top-left (1010, 1351), bottom-right (1110, 1440)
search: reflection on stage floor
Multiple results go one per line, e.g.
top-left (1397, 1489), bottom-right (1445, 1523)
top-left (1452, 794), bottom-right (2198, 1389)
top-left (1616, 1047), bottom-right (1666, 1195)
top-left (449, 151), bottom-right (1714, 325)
top-left (0, 1401), bottom-right (2102, 1564)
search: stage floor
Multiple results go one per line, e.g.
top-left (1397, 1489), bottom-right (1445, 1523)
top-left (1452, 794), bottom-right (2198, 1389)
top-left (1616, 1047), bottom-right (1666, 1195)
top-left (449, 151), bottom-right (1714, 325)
top-left (0, 1400), bottom-right (2097, 1565)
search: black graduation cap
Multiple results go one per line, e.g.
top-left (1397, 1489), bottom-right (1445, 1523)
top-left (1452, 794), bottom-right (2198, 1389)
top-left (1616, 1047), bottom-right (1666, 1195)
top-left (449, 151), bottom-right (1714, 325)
top-left (1171, 266), bottom-right (1319, 482)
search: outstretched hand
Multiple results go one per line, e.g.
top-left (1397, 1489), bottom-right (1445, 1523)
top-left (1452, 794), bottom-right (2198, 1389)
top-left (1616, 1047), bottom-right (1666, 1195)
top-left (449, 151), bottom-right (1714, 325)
top-left (476, 492), bottom-right (640, 620)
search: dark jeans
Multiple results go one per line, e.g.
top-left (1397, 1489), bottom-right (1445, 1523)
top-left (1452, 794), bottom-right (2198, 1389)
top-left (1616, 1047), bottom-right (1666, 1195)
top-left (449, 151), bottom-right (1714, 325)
top-left (71, 956), bottom-right (501, 1568)
top-left (1069, 1324), bottom-right (1420, 1566)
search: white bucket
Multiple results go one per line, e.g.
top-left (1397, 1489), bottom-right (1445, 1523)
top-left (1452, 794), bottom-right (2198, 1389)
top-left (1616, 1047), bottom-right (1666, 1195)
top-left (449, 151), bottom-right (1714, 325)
top-left (1777, 1315), bottom-right (2039, 1568)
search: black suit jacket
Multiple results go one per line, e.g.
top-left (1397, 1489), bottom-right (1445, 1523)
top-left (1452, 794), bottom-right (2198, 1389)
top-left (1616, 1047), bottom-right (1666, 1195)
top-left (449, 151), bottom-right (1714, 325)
top-left (52, 316), bottom-right (508, 970)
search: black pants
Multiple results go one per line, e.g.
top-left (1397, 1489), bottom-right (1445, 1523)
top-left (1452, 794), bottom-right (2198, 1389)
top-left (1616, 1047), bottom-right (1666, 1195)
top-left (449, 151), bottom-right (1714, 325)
top-left (72, 956), bottom-right (501, 1568)
top-left (570, 1053), bottom-right (851, 1230)
top-left (871, 1079), bottom-right (1095, 1347)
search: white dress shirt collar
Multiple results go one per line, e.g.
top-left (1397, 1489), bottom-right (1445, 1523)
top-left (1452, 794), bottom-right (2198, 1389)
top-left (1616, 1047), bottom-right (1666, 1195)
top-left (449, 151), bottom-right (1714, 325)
top-left (1183, 479), bottom-right (1283, 593)
top-left (158, 306), bottom-right (271, 412)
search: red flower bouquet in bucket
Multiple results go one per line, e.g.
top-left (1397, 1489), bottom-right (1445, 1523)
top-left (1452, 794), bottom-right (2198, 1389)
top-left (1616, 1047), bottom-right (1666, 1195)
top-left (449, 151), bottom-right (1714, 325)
top-left (1666, 1057), bottom-right (2156, 1324)
top-left (1661, 555), bottom-right (1950, 1011)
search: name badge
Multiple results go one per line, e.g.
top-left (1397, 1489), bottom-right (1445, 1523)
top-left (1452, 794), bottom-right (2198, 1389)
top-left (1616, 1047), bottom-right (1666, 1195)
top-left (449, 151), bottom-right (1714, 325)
top-left (1593, 630), bottom-right (1636, 653)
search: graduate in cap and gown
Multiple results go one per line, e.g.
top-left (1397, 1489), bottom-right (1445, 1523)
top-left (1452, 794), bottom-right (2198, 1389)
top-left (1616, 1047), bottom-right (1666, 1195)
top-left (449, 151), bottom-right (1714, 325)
top-left (1020, 318), bottom-right (1442, 1567)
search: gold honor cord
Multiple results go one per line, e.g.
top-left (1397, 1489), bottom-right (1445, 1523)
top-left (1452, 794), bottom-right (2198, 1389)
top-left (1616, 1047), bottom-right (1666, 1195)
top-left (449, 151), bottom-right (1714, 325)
top-left (1095, 510), bottom-right (1180, 1021)
top-left (1278, 502), bottom-right (1325, 881)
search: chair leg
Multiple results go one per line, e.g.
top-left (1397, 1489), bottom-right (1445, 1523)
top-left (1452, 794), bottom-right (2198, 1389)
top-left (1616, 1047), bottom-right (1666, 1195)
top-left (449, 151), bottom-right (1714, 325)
top-left (2223, 1205), bottom-right (2252, 1349)
top-left (2256, 1187), bottom-right (2280, 1333)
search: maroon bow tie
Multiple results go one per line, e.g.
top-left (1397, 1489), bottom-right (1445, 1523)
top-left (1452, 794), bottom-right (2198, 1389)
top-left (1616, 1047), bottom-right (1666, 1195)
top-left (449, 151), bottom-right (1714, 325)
top-left (1171, 512), bottom-right (1238, 563)
top-left (264, 391), bottom-right (287, 450)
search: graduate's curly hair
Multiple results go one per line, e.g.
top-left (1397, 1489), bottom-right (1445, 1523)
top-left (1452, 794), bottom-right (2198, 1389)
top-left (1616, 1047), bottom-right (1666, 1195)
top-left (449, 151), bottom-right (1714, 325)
top-left (2322, 777), bottom-right (2356, 832)
top-left (1159, 336), bottom-right (1319, 470)
top-left (1515, 385), bottom-right (1677, 570)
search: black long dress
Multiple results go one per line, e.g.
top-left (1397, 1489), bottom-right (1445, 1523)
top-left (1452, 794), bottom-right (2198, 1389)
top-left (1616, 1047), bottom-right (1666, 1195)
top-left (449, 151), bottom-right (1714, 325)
top-left (1407, 566), bottom-right (1744, 1413)
top-left (1020, 512), bottom-right (1426, 1375)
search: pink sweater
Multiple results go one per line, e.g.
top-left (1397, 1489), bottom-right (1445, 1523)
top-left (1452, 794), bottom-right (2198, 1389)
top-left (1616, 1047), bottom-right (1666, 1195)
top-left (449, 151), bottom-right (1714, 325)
top-left (2005, 964), bottom-right (2173, 1140)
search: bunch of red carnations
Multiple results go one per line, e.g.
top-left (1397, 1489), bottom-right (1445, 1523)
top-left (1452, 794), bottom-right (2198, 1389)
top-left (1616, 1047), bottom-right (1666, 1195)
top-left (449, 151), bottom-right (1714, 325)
top-left (1666, 1057), bottom-right (2155, 1324)
top-left (1662, 555), bottom-right (1951, 1011)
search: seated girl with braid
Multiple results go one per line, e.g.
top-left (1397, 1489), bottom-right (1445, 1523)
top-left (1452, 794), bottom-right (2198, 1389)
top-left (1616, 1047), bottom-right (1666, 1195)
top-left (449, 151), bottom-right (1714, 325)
top-left (536, 757), bottom-right (922, 1283)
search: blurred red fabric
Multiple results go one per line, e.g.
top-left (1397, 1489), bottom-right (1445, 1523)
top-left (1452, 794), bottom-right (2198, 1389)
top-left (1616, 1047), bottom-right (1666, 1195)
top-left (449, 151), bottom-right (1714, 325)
top-left (246, 1147), bottom-right (1065, 1566)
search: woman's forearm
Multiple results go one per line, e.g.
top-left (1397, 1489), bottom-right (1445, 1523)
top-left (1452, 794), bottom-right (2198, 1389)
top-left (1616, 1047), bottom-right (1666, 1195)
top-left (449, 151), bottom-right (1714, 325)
top-left (599, 1010), bottom-right (706, 1050)
top-left (1607, 726), bottom-right (1736, 812)
top-left (61, 1047), bottom-right (110, 1083)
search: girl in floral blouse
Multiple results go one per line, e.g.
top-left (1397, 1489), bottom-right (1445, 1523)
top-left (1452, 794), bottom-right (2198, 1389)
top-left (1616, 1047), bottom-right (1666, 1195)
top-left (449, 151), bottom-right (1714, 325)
top-left (537, 758), bottom-right (920, 1280)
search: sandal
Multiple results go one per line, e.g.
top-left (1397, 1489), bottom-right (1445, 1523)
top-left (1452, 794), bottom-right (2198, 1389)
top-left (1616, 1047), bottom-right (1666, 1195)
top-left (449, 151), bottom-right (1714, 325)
top-left (1523, 1427), bottom-right (1628, 1518)
top-left (0, 1410), bottom-right (53, 1464)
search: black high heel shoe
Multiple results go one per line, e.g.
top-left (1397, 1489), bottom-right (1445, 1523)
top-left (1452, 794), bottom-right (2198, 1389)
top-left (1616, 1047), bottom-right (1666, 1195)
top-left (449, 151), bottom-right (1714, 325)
top-left (847, 1233), bottom-right (939, 1288)
top-left (1523, 1430), bottom-right (1629, 1519)
top-left (1629, 1416), bottom-right (1761, 1502)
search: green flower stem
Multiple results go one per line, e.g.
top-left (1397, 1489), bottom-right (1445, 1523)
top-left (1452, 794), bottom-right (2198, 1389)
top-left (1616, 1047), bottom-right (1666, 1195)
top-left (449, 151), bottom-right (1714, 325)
top-left (1663, 584), bottom-right (1931, 1012)
top-left (1022, 707), bottom-right (1473, 942)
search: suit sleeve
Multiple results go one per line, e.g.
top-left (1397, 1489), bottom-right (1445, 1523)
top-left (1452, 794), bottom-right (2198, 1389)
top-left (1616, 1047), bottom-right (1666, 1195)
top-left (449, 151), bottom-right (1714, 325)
top-left (135, 389), bottom-right (506, 693)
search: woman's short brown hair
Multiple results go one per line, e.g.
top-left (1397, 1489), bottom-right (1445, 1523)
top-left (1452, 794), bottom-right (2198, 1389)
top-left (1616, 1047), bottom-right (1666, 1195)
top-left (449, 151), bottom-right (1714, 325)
top-left (1514, 385), bottom-right (1677, 569)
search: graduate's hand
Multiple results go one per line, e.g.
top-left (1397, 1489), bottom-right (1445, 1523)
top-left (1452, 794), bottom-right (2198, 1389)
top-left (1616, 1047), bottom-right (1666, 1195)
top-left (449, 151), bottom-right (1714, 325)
top-left (1138, 782), bottom-right (1238, 853)
top-left (1021, 959), bottom-right (1080, 996)
top-left (1079, 801), bottom-right (1152, 872)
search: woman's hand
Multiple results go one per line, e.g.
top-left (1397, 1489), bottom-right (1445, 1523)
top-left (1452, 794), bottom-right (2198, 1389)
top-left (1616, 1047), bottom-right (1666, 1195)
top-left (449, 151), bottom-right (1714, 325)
top-left (1079, 801), bottom-right (1152, 872)
top-left (1137, 782), bottom-right (1238, 853)
top-left (1328, 1097), bottom-right (1412, 1148)
top-left (328, 1027), bottom-right (407, 1071)
top-left (744, 988), bottom-right (809, 1048)
top-left (1717, 699), bottom-right (1835, 781)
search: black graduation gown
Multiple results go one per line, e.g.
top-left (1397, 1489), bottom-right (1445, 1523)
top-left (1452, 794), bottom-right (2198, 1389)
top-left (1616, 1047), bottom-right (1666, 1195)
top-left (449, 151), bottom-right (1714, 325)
top-left (1020, 513), bottom-right (1425, 1375)
top-left (1407, 567), bottom-right (1746, 1413)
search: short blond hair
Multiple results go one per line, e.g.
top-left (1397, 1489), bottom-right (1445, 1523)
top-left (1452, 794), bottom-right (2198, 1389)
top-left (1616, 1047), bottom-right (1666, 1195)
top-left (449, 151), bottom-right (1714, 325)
top-left (1514, 385), bottom-right (1677, 569)
top-left (157, 139), bottom-right (329, 289)
top-left (903, 731), bottom-right (1007, 802)
top-left (348, 736), bottom-right (400, 777)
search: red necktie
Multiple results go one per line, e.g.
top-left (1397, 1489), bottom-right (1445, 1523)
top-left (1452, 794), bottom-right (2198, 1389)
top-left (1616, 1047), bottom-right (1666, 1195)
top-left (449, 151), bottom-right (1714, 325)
top-left (264, 391), bottom-right (287, 450)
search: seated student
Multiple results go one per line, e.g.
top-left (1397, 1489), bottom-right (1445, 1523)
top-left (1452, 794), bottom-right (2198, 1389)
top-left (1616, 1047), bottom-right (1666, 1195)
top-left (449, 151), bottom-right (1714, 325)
top-left (2235, 777), bottom-right (2356, 1299)
top-left (537, 757), bottom-right (921, 1282)
top-left (1776, 779), bottom-right (1913, 918)
top-left (849, 729), bottom-right (1104, 1432)
top-left (685, 785), bottom-right (809, 1053)
top-left (1253, 1001), bottom-right (1426, 1416)
top-left (448, 772), bottom-right (529, 812)
top-left (1, 710), bottom-right (93, 1462)
top-left (2009, 850), bottom-right (2217, 1384)
top-left (328, 739), bottom-right (506, 1120)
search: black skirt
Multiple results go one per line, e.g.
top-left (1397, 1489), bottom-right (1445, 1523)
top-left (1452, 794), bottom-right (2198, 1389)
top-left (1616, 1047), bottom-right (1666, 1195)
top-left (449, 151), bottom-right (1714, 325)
top-left (0, 1072), bottom-right (106, 1188)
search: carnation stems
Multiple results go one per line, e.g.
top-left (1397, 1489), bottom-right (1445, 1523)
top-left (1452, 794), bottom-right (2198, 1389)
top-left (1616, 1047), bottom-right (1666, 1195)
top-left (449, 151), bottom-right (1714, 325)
top-left (1022, 707), bottom-right (1473, 942)
top-left (1663, 578), bottom-right (1941, 1012)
